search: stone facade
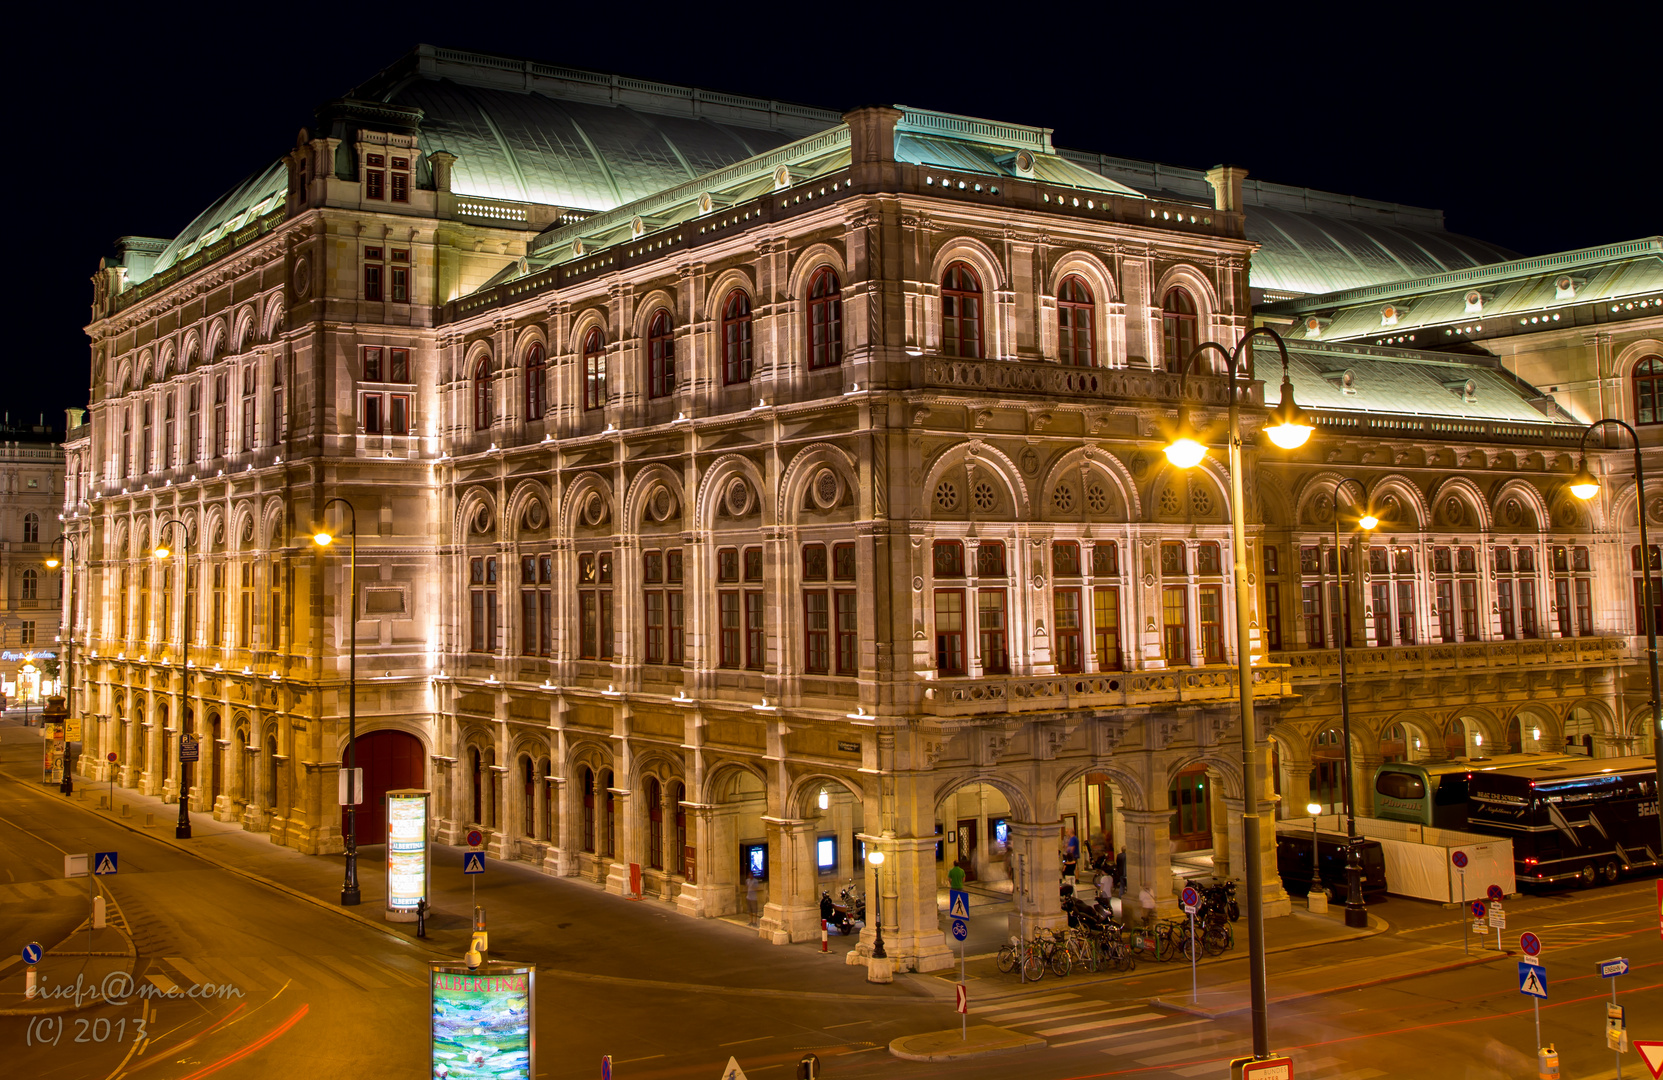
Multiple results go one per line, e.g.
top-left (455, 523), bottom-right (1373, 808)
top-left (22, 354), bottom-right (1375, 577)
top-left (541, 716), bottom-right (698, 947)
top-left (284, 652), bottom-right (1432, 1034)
top-left (1, 424), bottom-right (65, 705)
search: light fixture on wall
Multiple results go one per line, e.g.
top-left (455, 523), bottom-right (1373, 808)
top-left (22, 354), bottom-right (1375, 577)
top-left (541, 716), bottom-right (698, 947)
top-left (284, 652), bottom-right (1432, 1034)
top-left (1532, 726), bottom-right (1542, 742)
top-left (818, 788), bottom-right (830, 811)
top-left (1474, 733), bottom-right (1484, 748)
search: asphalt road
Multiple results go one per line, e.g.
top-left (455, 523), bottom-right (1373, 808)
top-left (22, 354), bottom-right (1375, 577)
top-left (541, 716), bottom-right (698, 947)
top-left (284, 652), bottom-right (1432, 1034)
top-left (3, 711), bottom-right (1659, 1080)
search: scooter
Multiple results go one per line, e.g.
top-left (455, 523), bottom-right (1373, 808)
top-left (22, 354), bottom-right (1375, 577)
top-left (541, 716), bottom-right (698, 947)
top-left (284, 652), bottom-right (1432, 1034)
top-left (821, 884), bottom-right (866, 935)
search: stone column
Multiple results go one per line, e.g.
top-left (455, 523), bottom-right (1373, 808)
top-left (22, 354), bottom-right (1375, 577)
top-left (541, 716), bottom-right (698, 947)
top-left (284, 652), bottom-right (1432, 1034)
top-left (1005, 820), bottom-right (1064, 939)
top-left (1121, 807), bottom-right (1180, 922)
top-left (760, 820), bottom-right (818, 944)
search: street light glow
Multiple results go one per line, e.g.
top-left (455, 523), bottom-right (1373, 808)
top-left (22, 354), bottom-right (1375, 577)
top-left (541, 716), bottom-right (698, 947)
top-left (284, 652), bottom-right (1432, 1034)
top-left (1264, 377), bottom-right (1313, 449)
top-left (153, 546), bottom-right (170, 560)
top-left (45, 556), bottom-right (60, 569)
top-left (1570, 458), bottom-right (1600, 500)
top-left (314, 531), bottom-right (334, 546)
top-left (1358, 514), bottom-right (1379, 531)
top-left (868, 849), bottom-right (885, 866)
top-left (1306, 802), bottom-right (1322, 816)
top-left (1164, 436), bottom-right (1207, 470)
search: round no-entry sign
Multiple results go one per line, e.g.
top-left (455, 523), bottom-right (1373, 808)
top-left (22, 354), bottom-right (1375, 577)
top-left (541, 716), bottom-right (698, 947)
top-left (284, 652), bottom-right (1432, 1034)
top-left (1472, 900), bottom-right (1487, 918)
top-left (106, 752), bottom-right (117, 763)
top-left (1182, 886), bottom-right (1199, 908)
top-left (466, 829), bottom-right (484, 848)
top-left (1451, 851), bottom-right (1468, 869)
top-left (1488, 885), bottom-right (1505, 902)
top-left (1520, 932), bottom-right (1541, 957)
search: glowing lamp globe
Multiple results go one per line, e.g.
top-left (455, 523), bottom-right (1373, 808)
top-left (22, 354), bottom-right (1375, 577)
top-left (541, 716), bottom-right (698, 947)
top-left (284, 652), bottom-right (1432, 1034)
top-left (314, 532), bottom-right (334, 547)
top-left (153, 546), bottom-right (171, 560)
top-left (868, 849), bottom-right (885, 866)
top-left (1358, 514), bottom-right (1379, 531)
top-left (1306, 802), bottom-right (1322, 817)
top-left (1569, 460), bottom-right (1600, 501)
top-left (1164, 437), bottom-right (1207, 470)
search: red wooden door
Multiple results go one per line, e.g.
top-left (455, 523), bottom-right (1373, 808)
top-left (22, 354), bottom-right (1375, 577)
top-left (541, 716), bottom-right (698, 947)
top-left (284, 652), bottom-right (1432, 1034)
top-left (344, 730), bottom-right (425, 842)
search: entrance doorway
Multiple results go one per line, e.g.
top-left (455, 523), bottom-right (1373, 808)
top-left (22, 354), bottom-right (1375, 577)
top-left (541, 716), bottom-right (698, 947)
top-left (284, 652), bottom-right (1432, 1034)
top-left (1168, 766), bottom-right (1211, 852)
top-left (955, 820), bottom-right (979, 882)
top-left (345, 730), bottom-right (425, 842)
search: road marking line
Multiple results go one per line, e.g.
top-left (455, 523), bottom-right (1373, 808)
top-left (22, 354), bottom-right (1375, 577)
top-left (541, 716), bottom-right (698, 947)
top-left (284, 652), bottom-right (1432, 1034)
top-left (313, 954), bottom-right (387, 988)
top-left (355, 954), bottom-right (424, 987)
top-left (145, 972), bottom-right (180, 995)
top-left (1034, 1011), bottom-right (1163, 1037)
top-left (1079, 1019), bottom-right (1215, 1051)
top-left (1138, 1039), bottom-right (1251, 1066)
top-left (1009, 1004), bottom-right (1146, 1027)
top-left (1326, 1069), bottom-right (1387, 1080)
top-left (1171, 1062), bottom-right (1228, 1078)
top-left (822, 1021), bottom-right (872, 1029)
top-left (163, 957), bottom-right (214, 987)
top-left (719, 1035), bottom-right (775, 1046)
top-left (974, 992), bottom-right (1081, 1014)
top-left (613, 1055), bottom-right (665, 1064)
top-left (993, 1000), bottom-right (1130, 1024)
top-left (191, 956), bottom-right (259, 993)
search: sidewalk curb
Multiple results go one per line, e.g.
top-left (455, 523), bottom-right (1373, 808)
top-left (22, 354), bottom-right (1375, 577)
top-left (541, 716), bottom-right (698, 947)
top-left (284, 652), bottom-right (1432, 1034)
top-left (1151, 952), bottom-right (1498, 1018)
top-left (888, 1025), bottom-right (1045, 1061)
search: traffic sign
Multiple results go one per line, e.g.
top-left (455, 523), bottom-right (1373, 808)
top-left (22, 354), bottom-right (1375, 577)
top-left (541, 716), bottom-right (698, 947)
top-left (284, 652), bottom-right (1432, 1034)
top-left (1471, 900), bottom-right (1486, 918)
top-left (1182, 885), bottom-right (1200, 911)
top-left (1634, 1040), bottom-right (1663, 1077)
top-left (948, 888), bottom-right (970, 919)
top-left (951, 918), bottom-right (968, 941)
top-left (1519, 961), bottom-right (1548, 999)
top-left (106, 752), bottom-right (117, 763)
top-left (93, 852), bottom-right (117, 875)
top-left (179, 735), bottom-right (199, 763)
top-left (1520, 932), bottom-right (1540, 957)
top-left (955, 984), bottom-right (968, 1014)
top-left (722, 1055), bottom-right (750, 1080)
top-left (797, 1053), bottom-right (820, 1080)
top-left (603, 1054), bottom-right (612, 1080)
top-left (467, 829), bottom-right (484, 848)
top-left (1488, 903), bottom-right (1506, 929)
top-left (1231, 1056), bottom-right (1293, 1080)
top-left (21, 942), bottom-right (42, 966)
top-left (64, 853), bottom-right (88, 879)
top-left (1451, 850), bottom-right (1468, 869)
top-left (1601, 957), bottom-right (1631, 978)
top-left (463, 851), bottom-right (486, 874)
top-left (1487, 884), bottom-right (1504, 902)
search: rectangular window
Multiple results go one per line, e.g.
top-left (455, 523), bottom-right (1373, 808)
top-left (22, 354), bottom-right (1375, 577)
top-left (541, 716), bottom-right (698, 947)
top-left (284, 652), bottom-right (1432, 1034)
top-left (1092, 541), bottom-right (1119, 578)
top-left (364, 263), bottom-right (383, 302)
top-left (391, 170), bottom-right (409, 203)
top-left (1372, 582), bottom-right (1393, 646)
top-left (1396, 579), bottom-right (1417, 644)
top-left (1498, 579), bottom-right (1516, 640)
top-left (935, 589), bottom-right (966, 675)
top-left (20, 621), bottom-right (34, 645)
top-left (1460, 580), bottom-right (1480, 641)
top-left (1163, 585), bottom-right (1189, 665)
top-left (1556, 578), bottom-right (1573, 638)
top-left (363, 347), bottom-right (383, 382)
top-left (577, 552), bottom-right (613, 660)
top-left (390, 394), bottom-right (410, 436)
top-left (1262, 545), bottom-right (1281, 652)
top-left (362, 393), bottom-right (383, 434)
top-left (667, 591), bottom-right (684, 665)
top-left (1054, 587), bottom-right (1083, 673)
top-left (718, 591), bottom-right (741, 668)
top-left (391, 267), bottom-right (408, 301)
top-left (520, 554), bottom-right (551, 658)
top-left (1576, 578), bottom-right (1593, 636)
top-left (804, 590), bottom-right (829, 674)
top-left (834, 590), bottom-right (857, 676)
top-left (1196, 542), bottom-right (1222, 576)
top-left (1052, 541), bottom-right (1081, 577)
top-left (933, 540), bottom-right (965, 578)
top-left (978, 589), bottom-right (1008, 674)
top-left (645, 591), bottom-right (666, 665)
top-left (1198, 585), bottom-right (1224, 663)
top-left (469, 557), bottom-right (496, 652)
top-left (213, 374), bottom-right (228, 456)
top-left (816, 836), bottom-right (837, 874)
top-left (1519, 578), bottom-right (1538, 639)
top-left (745, 591), bottom-right (764, 669)
top-left (391, 348), bottom-right (410, 382)
top-left (1092, 586), bottom-right (1121, 670)
top-left (365, 155), bottom-right (385, 200)
top-left (1437, 581), bottom-right (1456, 643)
top-left (977, 541), bottom-right (1006, 578)
top-left (1161, 541), bottom-right (1186, 577)
top-left (1302, 583), bottom-right (1325, 648)
top-left (832, 543), bottom-right (855, 582)
top-left (238, 562), bottom-right (253, 648)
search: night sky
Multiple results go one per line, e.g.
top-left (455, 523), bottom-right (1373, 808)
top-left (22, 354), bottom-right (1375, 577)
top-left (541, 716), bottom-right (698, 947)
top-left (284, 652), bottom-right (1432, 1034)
top-left (8, 8), bottom-right (1656, 432)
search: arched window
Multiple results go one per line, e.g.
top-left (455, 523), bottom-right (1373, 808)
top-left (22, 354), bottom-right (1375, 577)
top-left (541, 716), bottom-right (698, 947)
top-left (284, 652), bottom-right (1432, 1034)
top-left (600, 768), bottom-right (616, 857)
top-left (647, 776), bottom-right (664, 870)
top-left (1634, 355), bottom-right (1663, 425)
top-left (1162, 287), bottom-right (1198, 372)
top-left (1058, 275), bottom-right (1095, 367)
top-left (941, 262), bottom-right (983, 358)
top-left (524, 342), bottom-right (546, 419)
top-left (808, 267), bottom-right (842, 370)
top-left (471, 748), bottom-right (483, 824)
top-left (647, 310), bottom-right (675, 399)
top-left (583, 328), bottom-right (607, 411)
top-left (582, 767), bottom-right (596, 853)
top-left (472, 359), bottom-right (493, 431)
top-left (21, 568), bottom-right (37, 600)
top-left (722, 291), bottom-right (753, 384)
top-left (23, 512), bottom-right (39, 544)
top-left (670, 780), bottom-right (687, 877)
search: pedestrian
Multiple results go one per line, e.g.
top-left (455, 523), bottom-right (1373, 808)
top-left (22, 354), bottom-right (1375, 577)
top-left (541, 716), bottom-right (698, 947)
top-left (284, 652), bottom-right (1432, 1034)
top-left (1114, 848), bottom-right (1127, 897)
top-left (746, 873), bottom-right (760, 926)
top-left (1138, 885), bottom-right (1156, 927)
top-left (1096, 856), bottom-right (1115, 904)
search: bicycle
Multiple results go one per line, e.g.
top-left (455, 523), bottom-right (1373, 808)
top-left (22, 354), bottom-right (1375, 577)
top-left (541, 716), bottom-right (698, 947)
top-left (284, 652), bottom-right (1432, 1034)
top-left (996, 936), bottom-right (1021, 974)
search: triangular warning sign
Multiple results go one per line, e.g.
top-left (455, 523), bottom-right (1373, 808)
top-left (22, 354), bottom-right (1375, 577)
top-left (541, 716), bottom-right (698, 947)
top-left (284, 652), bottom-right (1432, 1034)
top-left (95, 855), bottom-right (116, 874)
top-left (949, 894), bottom-right (969, 918)
top-left (1522, 969), bottom-right (1546, 996)
top-left (1635, 1040), bottom-right (1663, 1078)
top-left (720, 1056), bottom-right (748, 1080)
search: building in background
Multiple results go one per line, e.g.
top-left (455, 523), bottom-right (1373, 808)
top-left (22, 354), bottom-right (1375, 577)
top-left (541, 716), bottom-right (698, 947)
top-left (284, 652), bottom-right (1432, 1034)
top-left (69, 45), bottom-right (1660, 971)
top-left (1, 416), bottom-right (66, 707)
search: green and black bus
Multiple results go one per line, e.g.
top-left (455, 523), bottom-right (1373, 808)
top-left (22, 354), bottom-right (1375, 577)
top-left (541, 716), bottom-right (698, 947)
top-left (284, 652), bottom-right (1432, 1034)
top-left (1466, 756), bottom-right (1661, 886)
top-left (1372, 754), bottom-right (1574, 829)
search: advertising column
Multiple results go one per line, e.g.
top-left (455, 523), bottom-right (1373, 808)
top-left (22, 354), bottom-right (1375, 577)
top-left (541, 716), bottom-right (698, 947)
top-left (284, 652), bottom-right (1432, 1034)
top-left (429, 962), bottom-right (535, 1080)
top-left (387, 789), bottom-right (430, 922)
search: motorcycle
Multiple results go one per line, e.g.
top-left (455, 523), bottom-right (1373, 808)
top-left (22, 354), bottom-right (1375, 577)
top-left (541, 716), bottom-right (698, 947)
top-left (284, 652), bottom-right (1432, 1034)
top-left (820, 883), bottom-right (865, 935)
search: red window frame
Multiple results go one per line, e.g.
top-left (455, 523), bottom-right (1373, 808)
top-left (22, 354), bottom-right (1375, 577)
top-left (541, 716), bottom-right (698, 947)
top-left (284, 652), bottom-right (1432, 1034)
top-left (1093, 586), bottom-right (1122, 670)
top-left (1057, 275), bottom-right (1094, 367)
top-left (647, 309), bottom-right (675, 399)
top-left (834, 589), bottom-right (857, 676)
top-left (1635, 356), bottom-right (1663, 425)
top-left (473, 359), bottom-right (493, 431)
top-left (804, 589), bottom-right (830, 674)
top-left (935, 588), bottom-right (966, 675)
top-left (718, 590), bottom-right (741, 668)
top-left (365, 153), bottom-right (385, 200)
top-left (744, 591), bottom-right (764, 670)
top-left (469, 557), bottom-right (497, 652)
top-left (1162, 287), bottom-right (1198, 373)
top-left (941, 262), bottom-right (983, 359)
top-left (582, 328), bottom-right (606, 411)
top-left (723, 290), bottom-right (753, 384)
top-left (364, 258), bottom-right (383, 302)
top-left (525, 342), bottom-right (546, 419)
top-left (1054, 586), bottom-right (1083, 673)
top-left (363, 346), bottom-right (383, 382)
top-left (1163, 585), bottom-right (1190, 664)
top-left (1199, 584), bottom-right (1224, 663)
top-left (978, 588), bottom-right (1008, 674)
top-left (808, 267), bottom-right (842, 370)
top-left (390, 348), bottom-right (409, 382)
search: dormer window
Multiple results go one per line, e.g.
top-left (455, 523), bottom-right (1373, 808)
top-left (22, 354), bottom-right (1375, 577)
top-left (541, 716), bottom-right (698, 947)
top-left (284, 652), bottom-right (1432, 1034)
top-left (391, 157), bottom-right (410, 203)
top-left (365, 154), bottom-right (386, 200)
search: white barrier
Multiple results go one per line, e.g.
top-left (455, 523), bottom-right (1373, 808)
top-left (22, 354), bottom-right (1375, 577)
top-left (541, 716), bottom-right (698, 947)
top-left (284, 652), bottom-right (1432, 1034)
top-left (1279, 815), bottom-right (1514, 902)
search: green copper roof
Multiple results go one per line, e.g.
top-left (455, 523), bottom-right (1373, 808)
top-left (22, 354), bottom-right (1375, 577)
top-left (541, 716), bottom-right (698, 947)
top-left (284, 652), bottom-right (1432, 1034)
top-left (134, 161), bottom-right (287, 285)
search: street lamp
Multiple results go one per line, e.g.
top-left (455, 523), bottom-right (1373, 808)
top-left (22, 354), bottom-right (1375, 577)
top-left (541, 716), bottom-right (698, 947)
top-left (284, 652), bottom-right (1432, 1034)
top-left (1164, 326), bottom-right (1310, 1061)
top-left (1328, 477), bottom-right (1376, 929)
top-left (867, 847), bottom-right (886, 960)
top-left (314, 498), bottom-right (361, 906)
top-left (1305, 801), bottom-right (1322, 884)
top-left (1570, 420), bottom-right (1663, 851)
top-left (154, 518), bottom-right (192, 840)
top-left (46, 538), bottom-right (80, 794)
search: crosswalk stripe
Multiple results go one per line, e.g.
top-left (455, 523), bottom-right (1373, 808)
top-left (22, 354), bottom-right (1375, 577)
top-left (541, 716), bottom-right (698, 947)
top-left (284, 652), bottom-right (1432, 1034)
top-left (236, 957), bottom-right (291, 991)
top-left (994, 1000), bottom-right (1126, 1024)
top-left (1172, 1061), bottom-right (1230, 1078)
top-left (1139, 1039), bottom-right (1251, 1066)
top-left (190, 955), bottom-right (257, 993)
top-left (974, 992), bottom-right (1080, 1014)
top-left (358, 954), bottom-right (425, 988)
top-left (1089, 1020), bottom-right (1216, 1052)
top-left (313, 954), bottom-right (388, 988)
top-left (1034, 1011), bottom-right (1163, 1037)
top-left (145, 971), bottom-right (180, 995)
top-left (262, 953), bottom-right (358, 991)
top-left (8, 882), bottom-right (51, 901)
top-left (162, 957), bottom-right (213, 987)
top-left (1007, 1004), bottom-right (1144, 1028)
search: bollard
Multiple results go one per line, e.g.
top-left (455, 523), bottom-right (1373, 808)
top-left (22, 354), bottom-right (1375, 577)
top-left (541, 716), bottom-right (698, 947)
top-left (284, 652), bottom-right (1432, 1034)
top-left (98, 795), bottom-right (108, 809)
top-left (1537, 1044), bottom-right (1559, 1080)
top-left (93, 896), bottom-right (107, 930)
top-left (25, 968), bottom-right (37, 999)
top-left (416, 898), bottom-right (428, 939)
top-left (821, 919), bottom-right (829, 953)
top-left (145, 812), bottom-right (154, 828)
top-left (121, 803), bottom-right (131, 818)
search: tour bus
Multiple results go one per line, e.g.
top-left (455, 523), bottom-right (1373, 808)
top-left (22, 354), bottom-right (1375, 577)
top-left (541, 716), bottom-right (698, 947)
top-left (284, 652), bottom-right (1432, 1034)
top-left (1372, 754), bottom-right (1574, 829)
top-left (1466, 756), bottom-right (1660, 887)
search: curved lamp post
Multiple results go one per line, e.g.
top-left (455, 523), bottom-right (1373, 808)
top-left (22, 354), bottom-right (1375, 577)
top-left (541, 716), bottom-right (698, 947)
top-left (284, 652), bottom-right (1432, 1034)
top-left (1164, 326), bottom-right (1311, 1060)
top-left (46, 537), bottom-right (81, 794)
top-left (154, 518), bottom-right (193, 840)
top-left (867, 847), bottom-right (886, 960)
top-left (314, 498), bottom-right (361, 906)
top-left (1327, 477), bottom-right (1377, 929)
top-left (1570, 421), bottom-right (1663, 851)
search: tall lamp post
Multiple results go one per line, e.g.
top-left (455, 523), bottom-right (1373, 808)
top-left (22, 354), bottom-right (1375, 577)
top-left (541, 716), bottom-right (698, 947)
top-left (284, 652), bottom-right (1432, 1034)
top-left (866, 847), bottom-right (886, 960)
top-left (1165, 326), bottom-right (1311, 1061)
top-left (314, 498), bottom-right (361, 906)
top-left (1570, 421), bottom-right (1663, 851)
top-left (1325, 477), bottom-right (1377, 928)
top-left (46, 538), bottom-right (81, 794)
top-left (154, 518), bottom-right (193, 840)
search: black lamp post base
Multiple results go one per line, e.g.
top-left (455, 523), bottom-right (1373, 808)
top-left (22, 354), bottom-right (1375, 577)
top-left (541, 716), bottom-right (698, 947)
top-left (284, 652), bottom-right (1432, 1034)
top-left (1344, 904), bottom-right (1368, 928)
top-left (175, 824), bottom-right (192, 839)
top-left (871, 936), bottom-right (886, 960)
top-left (341, 887), bottom-right (361, 906)
top-left (60, 779), bottom-right (73, 794)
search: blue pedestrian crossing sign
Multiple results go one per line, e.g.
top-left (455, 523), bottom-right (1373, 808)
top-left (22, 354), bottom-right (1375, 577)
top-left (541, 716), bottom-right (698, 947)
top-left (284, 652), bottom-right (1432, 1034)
top-left (463, 851), bottom-right (486, 875)
top-left (948, 889), bottom-right (970, 919)
top-left (951, 918), bottom-right (968, 941)
top-left (93, 852), bottom-right (118, 875)
top-left (1519, 961), bottom-right (1548, 999)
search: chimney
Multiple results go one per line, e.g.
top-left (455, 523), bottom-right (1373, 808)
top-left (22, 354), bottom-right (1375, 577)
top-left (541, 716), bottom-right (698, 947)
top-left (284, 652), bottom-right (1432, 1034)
top-left (1205, 165), bottom-right (1249, 213)
top-left (842, 106), bottom-right (903, 167)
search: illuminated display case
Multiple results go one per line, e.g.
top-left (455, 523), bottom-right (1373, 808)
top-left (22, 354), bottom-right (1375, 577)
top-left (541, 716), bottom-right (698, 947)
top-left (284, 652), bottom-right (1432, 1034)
top-left (429, 961), bottom-right (535, 1080)
top-left (386, 788), bottom-right (430, 921)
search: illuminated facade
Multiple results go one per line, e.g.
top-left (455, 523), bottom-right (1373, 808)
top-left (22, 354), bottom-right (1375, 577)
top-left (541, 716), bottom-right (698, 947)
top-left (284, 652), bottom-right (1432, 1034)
top-left (1, 422), bottom-right (66, 704)
top-left (73, 45), bottom-right (1662, 970)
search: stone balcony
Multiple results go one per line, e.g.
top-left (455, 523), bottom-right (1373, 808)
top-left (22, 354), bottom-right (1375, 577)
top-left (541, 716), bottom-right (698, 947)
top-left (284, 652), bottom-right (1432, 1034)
top-left (1269, 636), bottom-right (1625, 680)
top-left (919, 662), bottom-right (1293, 719)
